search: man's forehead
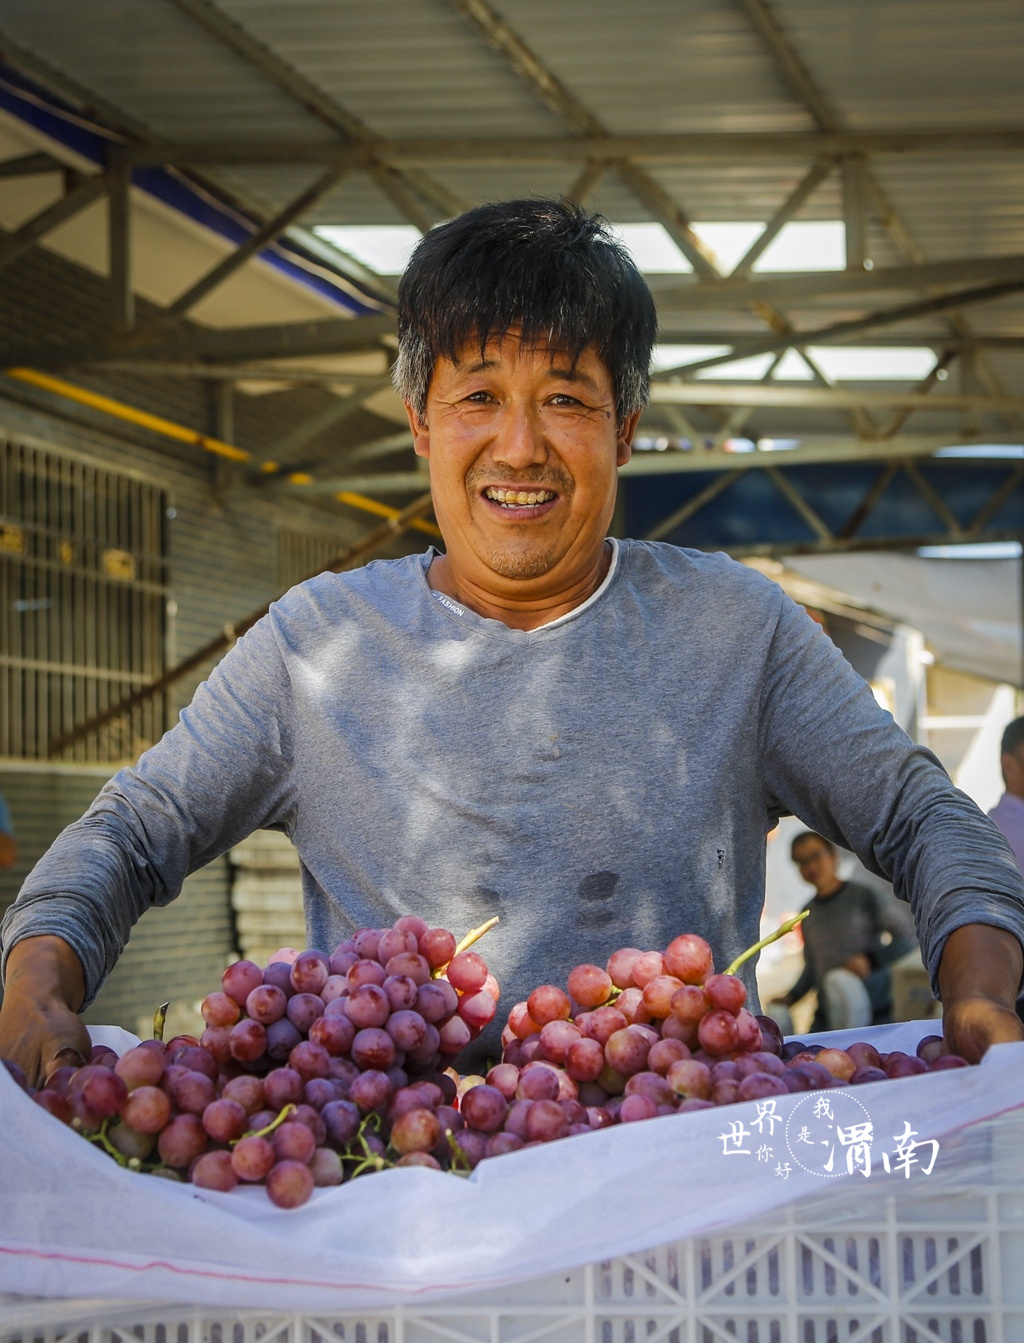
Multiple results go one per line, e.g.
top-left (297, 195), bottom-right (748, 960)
top-left (437, 332), bottom-right (610, 382)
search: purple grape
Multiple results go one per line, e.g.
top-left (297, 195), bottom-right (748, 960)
top-left (158, 1114), bottom-right (208, 1168)
top-left (524, 1098), bottom-right (569, 1142)
top-left (384, 974), bottom-right (420, 1012)
top-left (391, 1107), bottom-right (443, 1155)
top-left (263, 1067), bottom-right (304, 1111)
top-left (311, 1147), bottom-right (344, 1185)
top-left (263, 961), bottom-right (296, 996)
top-left (620, 1094), bottom-right (658, 1123)
top-left (288, 1040), bottom-right (331, 1082)
top-left (169, 1069), bottom-right (216, 1116)
top-left (265, 1018), bottom-right (303, 1062)
top-left (351, 1027), bottom-right (396, 1071)
top-left (304, 1077), bottom-right (340, 1111)
top-left (485, 1132), bottom-right (524, 1158)
top-left (229, 1019), bottom-right (267, 1063)
top-left (271, 1120), bottom-right (317, 1165)
top-left (450, 1128), bottom-right (487, 1168)
top-left (121, 1084), bottom-right (172, 1134)
top-left (850, 1066), bottom-right (888, 1084)
top-left (322, 1098), bottom-right (361, 1145)
top-left (345, 983), bottom-right (390, 1029)
top-left (285, 992), bottom-right (325, 1035)
top-left (246, 984), bottom-right (288, 1025)
top-left (202, 1097), bottom-right (249, 1142)
top-left (387, 1010), bottom-right (428, 1051)
top-left (737, 1073), bottom-right (788, 1102)
top-left (349, 1069), bottom-right (392, 1111)
top-left (460, 1084), bottom-right (509, 1134)
top-left (290, 950), bottom-right (329, 996)
top-left (221, 960), bottom-right (264, 1007)
top-left (231, 1135), bottom-right (275, 1181)
top-left (190, 1150), bottom-right (238, 1191)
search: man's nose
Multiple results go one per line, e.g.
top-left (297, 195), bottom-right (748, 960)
top-left (490, 403), bottom-right (548, 469)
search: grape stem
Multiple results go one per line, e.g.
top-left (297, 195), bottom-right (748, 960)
top-left (152, 1001), bottom-right (170, 1041)
top-left (237, 1102), bottom-right (296, 1144)
top-left (433, 915), bottom-right (501, 978)
top-left (724, 910), bottom-right (809, 978)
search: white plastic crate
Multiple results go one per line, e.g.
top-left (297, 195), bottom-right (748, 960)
top-left (4, 1111), bottom-right (1023, 1343)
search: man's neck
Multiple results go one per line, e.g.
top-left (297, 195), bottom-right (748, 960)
top-left (426, 540), bottom-right (615, 631)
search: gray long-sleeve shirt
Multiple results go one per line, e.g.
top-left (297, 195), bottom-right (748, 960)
top-left (4, 540), bottom-right (1023, 1059)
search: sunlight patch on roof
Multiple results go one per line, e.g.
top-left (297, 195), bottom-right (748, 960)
top-left (313, 225), bottom-right (421, 274)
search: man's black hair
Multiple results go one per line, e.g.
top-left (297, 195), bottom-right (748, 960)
top-left (790, 831), bottom-right (836, 859)
top-left (1001, 716), bottom-right (1024, 757)
top-left (393, 198), bottom-right (658, 423)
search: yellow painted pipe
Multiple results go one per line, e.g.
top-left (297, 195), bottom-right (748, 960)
top-left (7, 367), bottom-right (251, 463)
top-left (4, 367), bottom-right (440, 537)
top-left (336, 489), bottom-right (441, 539)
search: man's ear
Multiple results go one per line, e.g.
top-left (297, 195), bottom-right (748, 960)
top-left (616, 408), bottom-right (642, 467)
top-left (405, 400), bottom-right (430, 460)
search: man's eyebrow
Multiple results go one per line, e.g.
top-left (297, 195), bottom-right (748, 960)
top-left (459, 358), bottom-right (602, 394)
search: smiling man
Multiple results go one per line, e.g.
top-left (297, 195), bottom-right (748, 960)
top-left (2, 199), bottom-right (1023, 1083)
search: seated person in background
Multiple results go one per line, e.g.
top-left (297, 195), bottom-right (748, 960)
top-left (989, 716), bottom-right (1024, 869)
top-left (770, 830), bottom-right (918, 1034)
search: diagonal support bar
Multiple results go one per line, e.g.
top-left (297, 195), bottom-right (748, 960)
top-left (0, 175), bottom-right (106, 272)
top-left (161, 164), bottom-right (351, 320)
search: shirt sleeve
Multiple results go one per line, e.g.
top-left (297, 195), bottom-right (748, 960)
top-left (0, 611), bottom-right (297, 1007)
top-left (756, 590), bottom-right (1024, 999)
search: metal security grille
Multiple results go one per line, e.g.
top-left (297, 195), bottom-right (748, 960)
top-left (277, 527), bottom-right (351, 592)
top-left (0, 437), bottom-right (169, 762)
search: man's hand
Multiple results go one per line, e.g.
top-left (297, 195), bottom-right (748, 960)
top-left (0, 936), bottom-right (90, 1089)
top-left (843, 953), bottom-right (872, 980)
top-left (937, 924), bottom-right (1024, 1063)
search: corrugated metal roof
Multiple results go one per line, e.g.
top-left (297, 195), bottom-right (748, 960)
top-left (0, 0), bottom-right (1021, 495)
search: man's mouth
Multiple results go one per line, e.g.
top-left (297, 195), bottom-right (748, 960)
top-left (483, 487), bottom-right (557, 508)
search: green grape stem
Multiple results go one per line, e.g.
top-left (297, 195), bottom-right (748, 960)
top-left (433, 915), bottom-right (500, 978)
top-left (236, 1102), bottom-right (296, 1145)
top-left (724, 910), bottom-right (810, 978)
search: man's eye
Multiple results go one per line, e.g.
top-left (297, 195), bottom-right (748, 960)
top-left (549, 394), bottom-right (583, 408)
top-left (464, 390), bottom-right (494, 404)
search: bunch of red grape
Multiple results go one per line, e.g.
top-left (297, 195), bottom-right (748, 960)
top-left (5, 926), bottom-right (970, 1209)
top-left (8, 916), bottom-right (501, 1208)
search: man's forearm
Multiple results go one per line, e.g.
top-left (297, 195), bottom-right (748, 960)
top-left (937, 923), bottom-right (1023, 1007)
top-left (4, 934), bottom-right (86, 1012)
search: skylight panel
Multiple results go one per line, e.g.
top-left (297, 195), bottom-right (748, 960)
top-left (771, 349), bottom-right (816, 380)
top-left (804, 347), bottom-right (938, 380)
top-left (752, 221), bottom-right (846, 272)
top-left (313, 225), bottom-right (422, 274)
top-left (690, 223), bottom-right (764, 274)
top-left (611, 223), bottom-right (693, 273)
top-left (694, 353), bottom-right (778, 380)
top-left (917, 542), bottom-right (1023, 558)
top-left (651, 344), bottom-right (732, 372)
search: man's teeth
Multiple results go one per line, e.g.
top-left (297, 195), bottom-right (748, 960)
top-left (485, 488), bottom-right (556, 506)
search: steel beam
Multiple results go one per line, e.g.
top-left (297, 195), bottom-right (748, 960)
top-left (0, 152), bottom-right (63, 178)
top-left (731, 160), bottom-right (834, 277)
top-left (0, 313), bottom-right (397, 370)
top-left (656, 253), bottom-right (1024, 310)
top-left (654, 280), bottom-right (1024, 375)
top-left (445, 0), bottom-right (722, 279)
top-left (0, 175), bottom-right (106, 272)
top-left (114, 128), bottom-right (1024, 168)
top-left (842, 155), bottom-right (868, 270)
top-left (166, 0), bottom-right (457, 228)
top-left (648, 383), bottom-right (1024, 415)
top-left (620, 438), bottom-right (1022, 474)
top-left (251, 383), bottom-right (391, 473)
top-left (158, 164), bottom-right (351, 321)
top-left (107, 162), bottom-right (134, 334)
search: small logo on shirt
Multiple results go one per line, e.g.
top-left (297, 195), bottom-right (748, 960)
top-left (433, 592), bottom-right (465, 618)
